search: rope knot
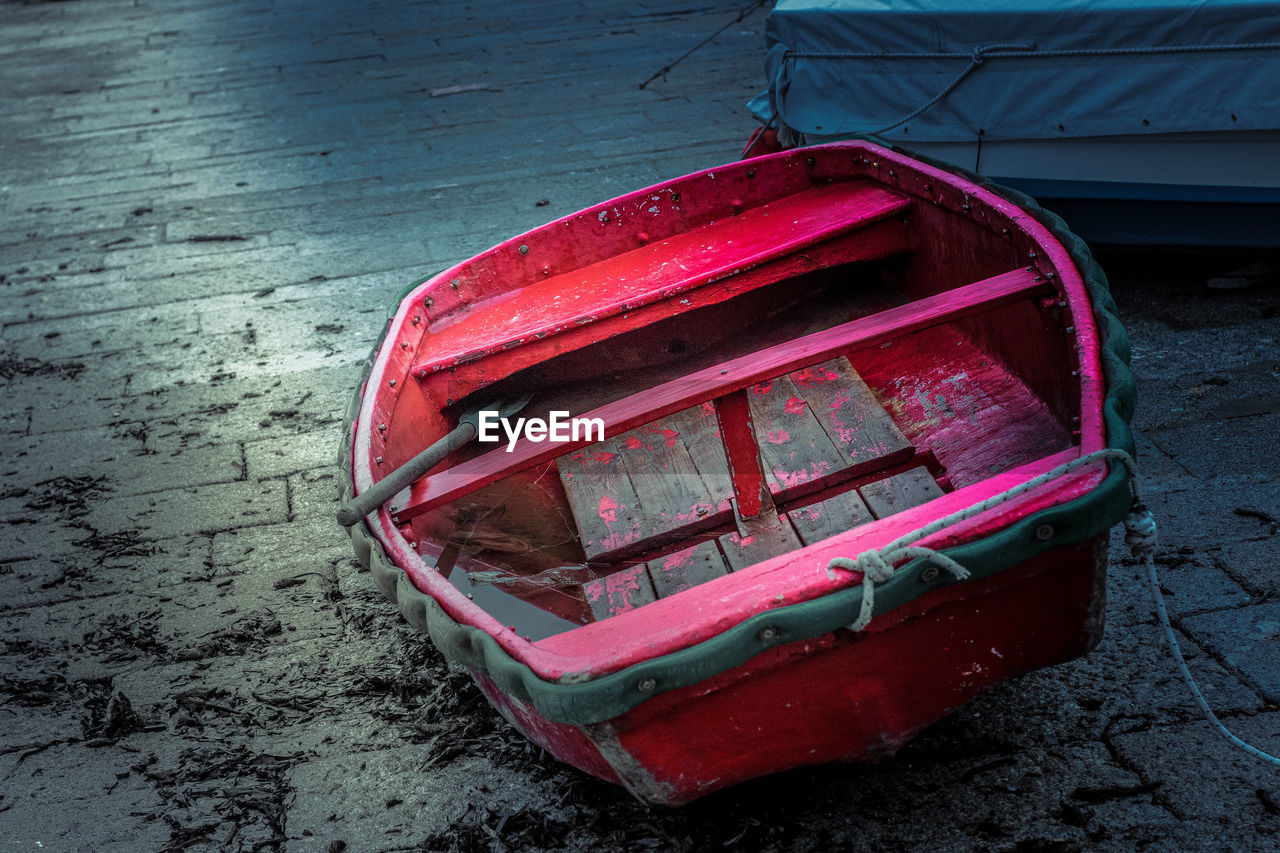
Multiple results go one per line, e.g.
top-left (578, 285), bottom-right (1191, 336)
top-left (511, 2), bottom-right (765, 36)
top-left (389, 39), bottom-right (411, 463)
top-left (853, 549), bottom-right (895, 585)
top-left (827, 550), bottom-right (895, 634)
top-left (1124, 504), bottom-right (1158, 557)
top-left (829, 546), bottom-right (969, 633)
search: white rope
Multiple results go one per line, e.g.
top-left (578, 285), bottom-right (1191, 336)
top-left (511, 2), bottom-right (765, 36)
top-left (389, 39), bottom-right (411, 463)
top-left (828, 447), bottom-right (1137, 633)
top-left (830, 545), bottom-right (971, 632)
top-left (1135, 511), bottom-right (1280, 768)
top-left (828, 446), bottom-right (1280, 768)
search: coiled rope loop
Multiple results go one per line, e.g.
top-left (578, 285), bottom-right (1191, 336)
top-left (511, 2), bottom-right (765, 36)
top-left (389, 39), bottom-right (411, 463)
top-left (1124, 503), bottom-right (1158, 555)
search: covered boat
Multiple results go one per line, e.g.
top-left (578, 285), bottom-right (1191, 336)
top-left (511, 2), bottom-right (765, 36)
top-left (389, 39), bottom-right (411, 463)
top-left (749, 0), bottom-right (1280, 247)
top-left (338, 140), bottom-right (1136, 804)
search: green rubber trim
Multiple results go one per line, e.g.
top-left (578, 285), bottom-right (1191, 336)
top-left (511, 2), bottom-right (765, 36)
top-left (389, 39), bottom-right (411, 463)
top-left (338, 153), bottom-right (1136, 727)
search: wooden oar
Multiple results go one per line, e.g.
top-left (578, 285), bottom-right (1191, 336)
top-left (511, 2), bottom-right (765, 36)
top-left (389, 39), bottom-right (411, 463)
top-left (336, 396), bottom-right (530, 528)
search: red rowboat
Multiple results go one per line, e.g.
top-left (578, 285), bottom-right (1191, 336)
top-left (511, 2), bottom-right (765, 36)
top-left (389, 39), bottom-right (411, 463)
top-left (338, 140), bottom-right (1135, 805)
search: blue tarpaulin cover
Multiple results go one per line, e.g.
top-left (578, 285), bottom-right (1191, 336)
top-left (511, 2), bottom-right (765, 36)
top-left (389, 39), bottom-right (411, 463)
top-left (750, 0), bottom-right (1280, 143)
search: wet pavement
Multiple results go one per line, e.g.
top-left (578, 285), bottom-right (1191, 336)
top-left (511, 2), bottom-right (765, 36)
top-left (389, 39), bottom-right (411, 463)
top-left (2, 1), bottom-right (1278, 850)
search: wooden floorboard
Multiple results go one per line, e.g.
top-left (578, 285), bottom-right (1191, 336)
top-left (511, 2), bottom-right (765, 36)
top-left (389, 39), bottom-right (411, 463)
top-left (749, 373), bottom-right (846, 500)
top-left (560, 357), bottom-right (922, 563)
top-left (665, 403), bottom-right (734, 507)
top-left (619, 422), bottom-right (724, 547)
top-left (647, 539), bottom-right (730, 598)
top-left (558, 442), bottom-right (648, 560)
top-left (583, 563), bottom-right (657, 622)
top-left (788, 488), bottom-right (877, 546)
top-left (859, 466), bottom-right (947, 519)
top-left (793, 357), bottom-right (915, 473)
top-left (719, 513), bottom-right (803, 571)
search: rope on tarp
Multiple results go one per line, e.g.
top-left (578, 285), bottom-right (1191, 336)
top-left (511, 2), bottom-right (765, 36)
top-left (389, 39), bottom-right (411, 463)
top-left (789, 41), bottom-right (1280, 62)
top-left (782, 40), bottom-right (1280, 136)
top-left (855, 42), bottom-right (1033, 135)
top-left (829, 447), bottom-right (1280, 768)
top-left (741, 112), bottom-right (778, 159)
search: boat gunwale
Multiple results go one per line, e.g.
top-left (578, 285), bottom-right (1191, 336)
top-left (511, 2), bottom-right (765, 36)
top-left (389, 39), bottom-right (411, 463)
top-left (345, 139), bottom-right (1119, 698)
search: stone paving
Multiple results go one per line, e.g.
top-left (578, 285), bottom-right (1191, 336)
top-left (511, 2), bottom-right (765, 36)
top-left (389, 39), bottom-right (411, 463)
top-left (1, 1), bottom-right (1278, 850)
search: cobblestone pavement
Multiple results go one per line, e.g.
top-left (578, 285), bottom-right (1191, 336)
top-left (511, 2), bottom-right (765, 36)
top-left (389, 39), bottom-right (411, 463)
top-left (2, 1), bottom-right (1278, 850)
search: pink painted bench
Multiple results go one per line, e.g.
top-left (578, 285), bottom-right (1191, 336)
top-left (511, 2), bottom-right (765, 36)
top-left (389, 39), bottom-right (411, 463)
top-left (412, 181), bottom-right (911, 378)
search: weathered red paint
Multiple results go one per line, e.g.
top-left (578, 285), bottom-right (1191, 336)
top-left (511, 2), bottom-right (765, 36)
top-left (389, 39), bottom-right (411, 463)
top-left (592, 538), bottom-right (1105, 803)
top-left (348, 140), bottom-right (1112, 803)
top-left (419, 217), bottom-right (913, 403)
top-left (470, 671), bottom-right (624, 787)
top-left (413, 182), bottom-right (907, 376)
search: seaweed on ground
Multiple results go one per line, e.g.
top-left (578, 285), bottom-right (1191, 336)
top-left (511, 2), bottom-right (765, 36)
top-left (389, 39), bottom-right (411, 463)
top-left (24, 474), bottom-right (113, 519)
top-left (0, 353), bottom-right (85, 381)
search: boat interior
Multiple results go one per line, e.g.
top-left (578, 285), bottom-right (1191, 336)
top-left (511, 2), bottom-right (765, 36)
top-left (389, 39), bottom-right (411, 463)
top-left (365, 149), bottom-right (1088, 638)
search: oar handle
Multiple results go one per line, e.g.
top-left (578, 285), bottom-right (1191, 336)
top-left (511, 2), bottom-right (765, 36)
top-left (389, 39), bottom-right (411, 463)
top-left (337, 420), bottom-right (478, 527)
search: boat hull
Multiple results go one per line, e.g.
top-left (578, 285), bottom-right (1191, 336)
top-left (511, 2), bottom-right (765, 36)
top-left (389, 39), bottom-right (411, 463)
top-left (749, 0), bottom-right (1280, 247)
top-left (746, 129), bottom-right (1280, 248)
top-left (472, 537), bottom-right (1105, 804)
top-left (339, 139), bottom-right (1136, 804)
top-left (880, 133), bottom-right (1280, 249)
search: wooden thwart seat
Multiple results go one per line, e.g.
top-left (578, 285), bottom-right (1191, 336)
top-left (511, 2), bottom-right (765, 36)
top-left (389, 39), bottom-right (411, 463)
top-left (413, 181), bottom-right (911, 377)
